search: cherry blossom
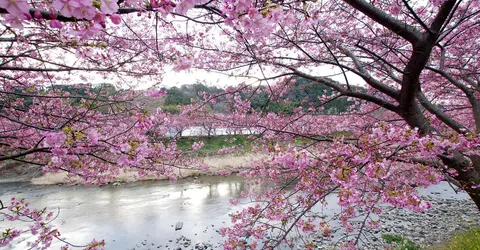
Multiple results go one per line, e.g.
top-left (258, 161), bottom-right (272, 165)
top-left (1, 0), bottom-right (480, 249)
top-left (0, 0), bottom-right (29, 17)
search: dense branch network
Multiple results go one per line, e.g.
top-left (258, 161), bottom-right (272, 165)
top-left (1, 0), bottom-right (480, 249)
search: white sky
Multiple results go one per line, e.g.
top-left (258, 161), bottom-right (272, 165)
top-left (160, 69), bottom-right (250, 88)
top-left (157, 65), bottom-right (365, 90)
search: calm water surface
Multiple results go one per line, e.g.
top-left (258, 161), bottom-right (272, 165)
top-left (0, 176), bottom-right (468, 250)
top-left (1, 176), bottom-right (254, 249)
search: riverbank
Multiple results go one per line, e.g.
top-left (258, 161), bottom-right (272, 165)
top-left (161, 185), bottom-right (480, 250)
top-left (376, 196), bottom-right (480, 249)
top-left (342, 196), bottom-right (479, 249)
top-left (0, 153), bottom-right (265, 185)
top-left (310, 183), bottom-right (480, 250)
top-left (1, 172), bottom-right (478, 249)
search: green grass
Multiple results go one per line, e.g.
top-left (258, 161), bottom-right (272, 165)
top-left (175, 135), bottom-right (251, 152)
top-left (382, 234), bottom-right (419, 250)
top-left (440, 227), bottom-right (480, 250)
top-left (171, 130), bottom-right (353, 154)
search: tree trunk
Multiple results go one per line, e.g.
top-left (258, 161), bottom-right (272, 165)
top-left (440, 152), bottom-right (480, 210)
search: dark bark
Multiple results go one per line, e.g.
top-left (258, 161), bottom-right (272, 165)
top-left (343, 0), bottom-right (422, 43)
top-left (365, 0), bottom-right (480, 209)
top-left (440, 152), bottom-right (480, 209)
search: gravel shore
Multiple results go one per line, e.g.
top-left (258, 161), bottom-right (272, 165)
top-left (131, 185), bottom-right (480, 250)
top-left (314, 187), bottom-right (480, 250)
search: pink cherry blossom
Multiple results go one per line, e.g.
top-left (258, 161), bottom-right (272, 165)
top-left (100, 0), bottom-right (118, 14)
top-left (0, 0), bottom-right (29, 17)
top-left (175, 0), bottom-right (198, 15)
top-left (49, 19), bottom-right (63, 28)
top-left (71, 0), bottom-right (96, 19)
top-left (1, 0), bottom-right (480, 249)
top-left (52, 0), bottom-right (80, 17)
top-left (109, 13), bottom-right (121, 24)
top-left (191, 141), bottom-right (204, 151)
top-left (1, 14), bottom-right (26, 28)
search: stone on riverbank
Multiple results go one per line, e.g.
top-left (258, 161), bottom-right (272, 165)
top-left (175, 222), bottom-right (183, 231)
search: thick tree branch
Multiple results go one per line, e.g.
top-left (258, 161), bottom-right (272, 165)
top-left (416, 90), bottom-right (469, 133)
top-left (276, 63), bottom-right (400, 112)
top-left (426, 66), bottom-right (480, 131)
top-left (0, 147), bottom-right (50, 161)
top-left (430, 0), bottom-right (458, 34)
top-left (338, 45), bottom-right (400, 100)
top-left (343, 0), bottom-right (422, 43)
top-left (397, 0), bottom-right (457, 134)
top-left (0, 3), bottom-right (222, 22)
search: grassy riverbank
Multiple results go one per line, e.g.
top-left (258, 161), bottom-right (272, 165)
top-left (382, 227), bottom-right (480, 250)
top-left (176, 134), bottom-right (252, 152)
top-left (28, 152), bottom-right (265, 185)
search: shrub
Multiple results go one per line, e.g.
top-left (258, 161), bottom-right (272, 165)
top-left (381, 234), bottom-right (419, 250)
top-left (441, 227), bottom-right (480, 250)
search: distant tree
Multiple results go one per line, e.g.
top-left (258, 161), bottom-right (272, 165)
top-left (162, 105), bottom-right (181, 114)
top-left (164, 87), bottom-right (194, 106)
top-left (249, 78), bottom-right (359, 114)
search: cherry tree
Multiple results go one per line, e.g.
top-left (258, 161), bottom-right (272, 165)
top-left (1, 0), bottom-right (480, 249)
top-left (183, 1), bottom-right (480, 247)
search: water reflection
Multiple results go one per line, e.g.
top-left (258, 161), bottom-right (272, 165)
top-left (0, 177), bottom-right (466, 250)
top-left (0, 176), bottom-right (247, 250)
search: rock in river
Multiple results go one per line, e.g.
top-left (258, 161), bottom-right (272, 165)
top-left (175, 222), bottom-right (184, 231)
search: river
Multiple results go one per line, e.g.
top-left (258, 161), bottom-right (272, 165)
top-left (0, 176), bottom-right (471, 250)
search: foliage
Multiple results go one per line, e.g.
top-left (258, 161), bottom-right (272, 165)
top-left (381, 234), bottom-right (419, 250)
top-left (164, 86), bottom-right (194, 106)
top-left (176, 135), bottom-right (250, 153)
top-left (249, 77), bottom-right (360, 114)
top-left (162, 80), bottom-right (356, 114)
top-left (163, 83), bottom-right (225, 110)
top-left (441, 227), bottom-right (480, 250)
top-left (162, 105), bottom-right (181, 114)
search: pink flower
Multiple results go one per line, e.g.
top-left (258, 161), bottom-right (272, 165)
top-left (71, 23), bottom-right (102, 38)
top-left (145, 88), bottom-right (167, 97)
top-left (109, 13), bottom-right (121, 24)
top-left (0, 0), bottom-right (30, 17)
top-left (200, 164), bottom-right (209, 171)
top-left (173, 56), bottom-right (192, 71)
top-left (87, 129), bottom-right (99, 144)
top-left (52, 0), bottom-right (80, 17)
top-left (119, 142), bottom-right (131, 152)
top-left (389, 4), bottom-right (401, 15)
top-left (72, 0), bottom-right (96, 20)
top-left (49, 19), bottom-right (63, 29)
top-left (100, 0), bottom-right (118, 14)
top-left (93, 12), bottom-right (106, 27)
top-left (51, 148), bottom-right (67, 157)
top-left (2, 14), bottom-right (27, 28)
top-left (85, 239), bottom-right (105, 249)
top-left (33, 10), bottom-right (42, 19)
top-left (43, 132), bottom-right (66, 148)
top-left (191, 141), bottom-right (204, 151)
top-left (175, 0), bottom-right (197, 15)
top-left (117, 155), bottom-right (130, 166)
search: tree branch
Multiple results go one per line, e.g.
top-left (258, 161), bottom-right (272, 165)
top-left (343, 0), bottom-right (422, 43)
top-left (276, 63), bottom-right (400, 112)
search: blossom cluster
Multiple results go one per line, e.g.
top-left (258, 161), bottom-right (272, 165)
top-left (0, 197), bottom-right (105, 249)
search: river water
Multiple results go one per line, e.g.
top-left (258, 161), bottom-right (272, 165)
top-left (0, 176), bottom-right (470, 250)
top-left (1, 176), bottom-right (254, 250)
